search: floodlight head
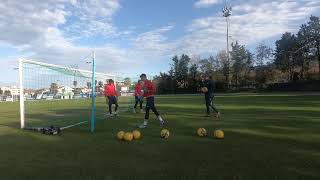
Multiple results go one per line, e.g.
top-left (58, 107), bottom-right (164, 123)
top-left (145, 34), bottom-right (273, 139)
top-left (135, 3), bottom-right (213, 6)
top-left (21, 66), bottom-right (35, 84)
top-left (222, 5), bottom-right (232, 17)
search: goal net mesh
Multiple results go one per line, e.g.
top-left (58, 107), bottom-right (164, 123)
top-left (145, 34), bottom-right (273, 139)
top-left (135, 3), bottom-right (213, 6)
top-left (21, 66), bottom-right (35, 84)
top-left (21, 60), bottom-right (115, 130)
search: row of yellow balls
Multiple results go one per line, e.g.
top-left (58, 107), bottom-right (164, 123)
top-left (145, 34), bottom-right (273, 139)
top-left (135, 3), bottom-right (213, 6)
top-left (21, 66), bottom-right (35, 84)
top-left (117, 130), bottom-right (142, 141)
top-left (197, 128), bottom-right (224, 139)
top-left (117, 129), bottom-right (170, 141)
top-left (117, 128), bottom-right (223, 141)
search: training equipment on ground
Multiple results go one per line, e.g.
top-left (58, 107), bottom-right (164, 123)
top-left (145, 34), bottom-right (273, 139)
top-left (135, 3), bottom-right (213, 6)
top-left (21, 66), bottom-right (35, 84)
top-left (214, 129), bottom-right (224, 139)
top-left (25, 126), bottom-right (61, 135)
top-left (117, 131), bottom-right (125, 140)
top-left (124, 132), bottom-right (134, 141)
top-left (160, 129), bottom-right (170, 139)
top-left (197, 128), bottom-right (207, 137)
top-left (132, 130), bottom-right (141, 140)
top-left (202, 87), bottom-right (208, 93)
top-left (19, 57), bottom-right (116, 133)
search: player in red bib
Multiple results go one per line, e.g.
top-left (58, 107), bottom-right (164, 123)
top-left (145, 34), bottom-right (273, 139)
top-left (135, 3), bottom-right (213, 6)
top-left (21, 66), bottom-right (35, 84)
top-left (138, 74), bottom-right (166, 128)
top-left (133, 80), bottom-right (144, 113)
top-left (104, 79), bottom-right (118, 116)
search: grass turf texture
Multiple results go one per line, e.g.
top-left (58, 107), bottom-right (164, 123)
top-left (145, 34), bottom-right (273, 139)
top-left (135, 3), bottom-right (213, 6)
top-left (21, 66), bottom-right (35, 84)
top-left (0, 93), bottom-right (320, 180)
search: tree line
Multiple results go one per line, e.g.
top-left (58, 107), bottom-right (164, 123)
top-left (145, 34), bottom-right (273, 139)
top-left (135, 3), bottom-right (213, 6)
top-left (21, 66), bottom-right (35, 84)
top-left (151, 15), bottom-right (320, 94)
top-left (0, 88), bottom-right (12, 96)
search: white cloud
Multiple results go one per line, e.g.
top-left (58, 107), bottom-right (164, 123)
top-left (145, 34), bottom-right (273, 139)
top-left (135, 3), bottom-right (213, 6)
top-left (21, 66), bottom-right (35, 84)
top-left (72, 0), bottom-right (120, 18)
top-left (18, 27), bottom-right (142, 74)
top-left (126, 0), bottom-right (320, 59)
top-left (194, 0), bottom-right (222, 8)
top-left (64, 0), bottom-right (122, 38)
top-left (1, 0), bottom-right (320, 83)
top-left (186, 0), bottom-right (320, 54)
top-left (0, 0), bottom-right (140, 76)
top-left (0, 0), bottom-right (68, 46)
top-left (132, 25), bottom-right (176, 56)
top-left (0, 0), bottom-right (123, 47)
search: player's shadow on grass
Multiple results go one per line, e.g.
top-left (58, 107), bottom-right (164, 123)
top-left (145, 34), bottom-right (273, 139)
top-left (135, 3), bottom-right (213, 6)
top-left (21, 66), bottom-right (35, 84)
top-left (0, 123), bottom-right (20, 129)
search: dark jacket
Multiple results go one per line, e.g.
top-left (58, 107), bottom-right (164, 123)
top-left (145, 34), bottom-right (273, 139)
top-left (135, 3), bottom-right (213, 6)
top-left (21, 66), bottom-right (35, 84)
top-left (200, 79), bottom-right (215, 96)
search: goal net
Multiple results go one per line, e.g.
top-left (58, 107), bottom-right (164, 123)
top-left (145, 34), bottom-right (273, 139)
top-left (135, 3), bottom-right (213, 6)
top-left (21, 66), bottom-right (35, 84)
top-left (19, 59), bottom-right (115, 132)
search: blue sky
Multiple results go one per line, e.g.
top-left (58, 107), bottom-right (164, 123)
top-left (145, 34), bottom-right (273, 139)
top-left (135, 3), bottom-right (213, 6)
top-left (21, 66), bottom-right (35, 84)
top-left (0, 0), bottom-right (320, 85)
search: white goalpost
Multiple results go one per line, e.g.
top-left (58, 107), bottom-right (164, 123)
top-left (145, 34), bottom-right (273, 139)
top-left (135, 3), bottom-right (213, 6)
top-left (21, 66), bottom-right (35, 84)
top-left (19, 56), bottom-right (116, 133)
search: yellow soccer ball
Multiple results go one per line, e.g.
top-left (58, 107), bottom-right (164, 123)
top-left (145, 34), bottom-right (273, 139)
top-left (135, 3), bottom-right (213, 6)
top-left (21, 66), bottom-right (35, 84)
top-left (202, 87), bottom-right (208, 93)
top-left (132, 130), bottom-right (142, 140)
top-left (197, 128), bottom-right (207, 137)
top-left (124, 132), bottom-right (134, 141)
top-left (214, 129), bottom-right (224, 139)
top-left (117, 131), bottom-right (125, 140)
top-left (160, 129), bottom-right (170, 139)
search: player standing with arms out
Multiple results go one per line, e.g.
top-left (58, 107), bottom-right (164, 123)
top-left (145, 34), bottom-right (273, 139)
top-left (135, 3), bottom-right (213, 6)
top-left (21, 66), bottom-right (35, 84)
top-left (133, 80), bottom-right (144, 113)
top-left (138, 74), bottom-right (166, 128)
top-left (104, 79), bottom-right (119, 117)
top-left (200, 75), bottom-right (221, 119)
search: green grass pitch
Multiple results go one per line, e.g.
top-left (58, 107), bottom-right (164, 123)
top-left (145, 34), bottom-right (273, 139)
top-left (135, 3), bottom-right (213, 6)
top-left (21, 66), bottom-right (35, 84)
top-left (0, 93), bottom-right (320, 180)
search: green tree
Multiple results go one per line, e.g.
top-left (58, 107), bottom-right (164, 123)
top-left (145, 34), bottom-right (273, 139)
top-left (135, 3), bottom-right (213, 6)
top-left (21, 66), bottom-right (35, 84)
top-left (296, 24), bottom-right (312, 79)
top-left (98, 81), bottom-right (103, 93)
top-left (256, 43), bottom-right (273, 66)
top-left (50, 83), bottom-right (58, 94)
top-left (168, 67), bottom-right (175, 94)
top-left (217, 50), bottom-right (229, 84)
top-left (274, 32), bottom-right (297, 81)
top-left (172, 55), bottom-right (179, 79)
top-left (179, 54), bottom-right (191, 88)
top-left (230, 41), bottom-right (248, 89)
top-left (298, 15), bottom-right (320, 75)
top-left (198, 56), bottom-right (217, 75)
top-left (4, 90), bottom-right (11, 96)
top-left (87, 82), bottom-right (92, 89)
top-left (171, 54), bottom-right (190, 88)
top-left (243, 50), bottom-right (254, 88)
top-left (94, 80), bottom-right (98, 92)
top-left (306, 15), bottom-right (320, 74)
top-left (188, 63), bottom-right (199, 91)
top-left (199, 58), bottom-right (213, 75)
top-left (73, 81), bottom-right (77, 88)
top-left (123, 77), bottom-right (131, 86)
top-left (0, 88), bottom-right (3, 95)
top-left (189, 63), bottom-right (198, 79)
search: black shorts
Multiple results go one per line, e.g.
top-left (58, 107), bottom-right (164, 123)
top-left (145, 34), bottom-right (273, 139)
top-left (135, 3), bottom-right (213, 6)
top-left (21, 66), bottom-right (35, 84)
top-left (146, 96), bottom-right (155, 108)
top-left (107, 96), bottom-right (118, 104)
top-left (135, 96), bottom-right (143, 102)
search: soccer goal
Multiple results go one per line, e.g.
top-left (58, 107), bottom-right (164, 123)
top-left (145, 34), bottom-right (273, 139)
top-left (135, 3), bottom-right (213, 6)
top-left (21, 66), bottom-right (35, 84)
top-left (19, 56), bottom-right (115, 133)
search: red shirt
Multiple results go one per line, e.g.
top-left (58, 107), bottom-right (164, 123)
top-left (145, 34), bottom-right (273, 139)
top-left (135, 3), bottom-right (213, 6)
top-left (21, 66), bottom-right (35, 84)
top-left (143, 80), bottom-right (156, 97)
top-left (104, 84), bottom-right (117, 96)
top-left (135, 83), bottom-right (143, 96)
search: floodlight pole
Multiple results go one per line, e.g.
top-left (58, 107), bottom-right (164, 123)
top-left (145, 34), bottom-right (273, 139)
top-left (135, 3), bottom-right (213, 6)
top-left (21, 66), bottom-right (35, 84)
top-left (90, 51), bottom-right (96, 133)
top-left (223, 4), bottom-right (232, 89)
top-left (226, 17), bottom-right (230, 88)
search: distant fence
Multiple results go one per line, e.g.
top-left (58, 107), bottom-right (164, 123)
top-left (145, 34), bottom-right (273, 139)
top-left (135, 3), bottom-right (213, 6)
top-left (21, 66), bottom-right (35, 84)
top-left (155, 80), bottom-right (320, 95)
top-left (267, 80), bottom-right (320, 92)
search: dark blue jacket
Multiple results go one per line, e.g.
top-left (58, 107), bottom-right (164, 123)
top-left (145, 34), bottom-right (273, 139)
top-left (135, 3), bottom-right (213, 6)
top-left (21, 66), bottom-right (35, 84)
top-left (201, 79), bottom-right (215, 96)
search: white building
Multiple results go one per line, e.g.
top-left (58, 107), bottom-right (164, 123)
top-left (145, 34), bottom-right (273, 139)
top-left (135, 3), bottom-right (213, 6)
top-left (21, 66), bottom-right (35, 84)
top-left (56, 86), bottom-right (74, 99)
top-left (0, 86), bottom-right (20, 96)
top-left (0, 86), bottom-right (20, 101)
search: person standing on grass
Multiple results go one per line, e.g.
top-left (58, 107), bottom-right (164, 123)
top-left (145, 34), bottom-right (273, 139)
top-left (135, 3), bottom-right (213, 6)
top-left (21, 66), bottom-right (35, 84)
top-left (138, 74), bottom-right (166, 128)
top-left (200, 74), bottom-right (221, 119)
top-left (133, 80), bottom-right (145, 113)
top-left (104, 79), bottom-right (119, 116)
